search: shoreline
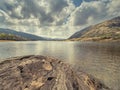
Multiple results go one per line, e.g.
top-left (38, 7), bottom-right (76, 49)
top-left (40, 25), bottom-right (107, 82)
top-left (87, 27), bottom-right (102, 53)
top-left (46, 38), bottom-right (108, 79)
top-left (66, 38), bottom-right (120, 42)
top-left (0, 40), bottom-right (15, 42)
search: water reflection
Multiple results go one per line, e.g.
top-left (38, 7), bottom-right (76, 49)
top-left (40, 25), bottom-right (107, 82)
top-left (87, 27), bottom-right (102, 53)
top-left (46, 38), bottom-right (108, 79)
top-left (73, 42), bottom-right (120, 90)
top-left (0, 41), bottom-right (120, 90)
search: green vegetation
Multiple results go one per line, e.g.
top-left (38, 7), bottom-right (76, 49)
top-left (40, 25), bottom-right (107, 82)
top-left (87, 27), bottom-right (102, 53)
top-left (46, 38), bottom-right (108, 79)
top-left (100, 32), bottom-right (120, 40)
top-left (0, 33), bottom-right (28, 41)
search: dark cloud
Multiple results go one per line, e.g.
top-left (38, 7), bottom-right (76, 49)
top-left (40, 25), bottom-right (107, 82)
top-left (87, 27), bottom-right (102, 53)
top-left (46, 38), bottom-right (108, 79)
top-left (0, 0), bottom-right (73, 26)
top-left (21, 0), bottom-right (54, 25)
top-left (48, 0), bottom-right (68, 13)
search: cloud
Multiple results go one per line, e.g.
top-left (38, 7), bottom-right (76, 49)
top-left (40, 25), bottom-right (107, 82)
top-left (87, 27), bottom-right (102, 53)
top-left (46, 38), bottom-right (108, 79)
top-left (0, 0), bottom-right (120, 38)
top-left (67, 0), bottom-right (120, 27)
top-left (0, 0), bottom-right (75, 26)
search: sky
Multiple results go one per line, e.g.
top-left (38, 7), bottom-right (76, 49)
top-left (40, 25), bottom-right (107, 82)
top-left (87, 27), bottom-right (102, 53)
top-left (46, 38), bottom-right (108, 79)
top-left (0, 0), bottom-right (120, 39)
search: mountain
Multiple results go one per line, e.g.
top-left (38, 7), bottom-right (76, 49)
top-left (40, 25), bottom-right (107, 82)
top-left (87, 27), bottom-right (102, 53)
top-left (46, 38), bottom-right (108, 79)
top-left (0, 33), bottom-right (28, 41)
top-left (69, 16), bottom-right (120, 41)
top-left (0, 28), bottom-right (46, 40)
top-left (69, 26), bottom-right (91, 39)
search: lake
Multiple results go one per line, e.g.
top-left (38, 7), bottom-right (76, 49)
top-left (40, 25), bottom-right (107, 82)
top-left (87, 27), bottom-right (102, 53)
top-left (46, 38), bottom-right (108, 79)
top-left (0, 41), bottom-right (120, 90)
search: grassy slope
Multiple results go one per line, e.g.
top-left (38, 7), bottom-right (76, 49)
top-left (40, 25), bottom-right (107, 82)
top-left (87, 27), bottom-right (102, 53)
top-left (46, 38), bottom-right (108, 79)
top-left (69, 17), bottom-right (120, 41)
top-left (0, 33), bottom-right (28, 41)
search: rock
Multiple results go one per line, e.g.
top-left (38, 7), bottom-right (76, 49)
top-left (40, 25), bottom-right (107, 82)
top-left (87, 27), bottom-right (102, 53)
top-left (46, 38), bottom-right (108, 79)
top-left (0, 55), bottom-right (110, 90)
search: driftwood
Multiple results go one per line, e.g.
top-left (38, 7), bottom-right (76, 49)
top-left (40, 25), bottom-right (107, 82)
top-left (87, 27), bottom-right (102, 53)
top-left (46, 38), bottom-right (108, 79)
top-left (0, 55), bottom-right (110, 90)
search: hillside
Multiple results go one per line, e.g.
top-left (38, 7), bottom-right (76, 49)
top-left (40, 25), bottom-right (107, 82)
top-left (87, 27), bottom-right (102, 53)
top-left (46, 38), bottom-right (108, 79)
top-left (0, 28), bottom-right (46, 41)
top-left (69, 16), bottom-right (120, 41)
top-left (0, 33), bottom-right (29, 41)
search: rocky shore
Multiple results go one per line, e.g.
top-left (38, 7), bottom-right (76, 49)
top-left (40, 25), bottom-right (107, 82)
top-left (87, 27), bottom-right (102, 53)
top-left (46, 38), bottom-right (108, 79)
top-left (0, 55), bottom-right (110, 90)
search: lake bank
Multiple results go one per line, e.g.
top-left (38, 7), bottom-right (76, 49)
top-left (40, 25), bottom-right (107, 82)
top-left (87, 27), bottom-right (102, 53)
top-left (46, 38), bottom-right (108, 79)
top-left (0, 40), bottom-right (15, 42)
top-left (67, 37), bottom-right (120, 42)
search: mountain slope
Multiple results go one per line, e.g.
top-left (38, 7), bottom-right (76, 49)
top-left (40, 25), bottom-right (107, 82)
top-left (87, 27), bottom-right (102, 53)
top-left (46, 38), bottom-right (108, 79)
top-left (69, 26), bottom-right (91, 39)
top-left (0, 28), bottom-right (46, 40)
top-left (69, 16), bottom-right (120, 41)
top-left (0, 33), bottom-right (28, 41)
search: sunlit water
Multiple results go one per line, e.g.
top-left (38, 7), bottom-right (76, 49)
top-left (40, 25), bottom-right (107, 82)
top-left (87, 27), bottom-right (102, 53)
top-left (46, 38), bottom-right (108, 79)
top-left (0, 41), bottom-right (120, 90)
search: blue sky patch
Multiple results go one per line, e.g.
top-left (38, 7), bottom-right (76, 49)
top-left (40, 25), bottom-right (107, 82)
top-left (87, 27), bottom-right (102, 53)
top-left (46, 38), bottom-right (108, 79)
top-left (73, 0), bottom-right (82, 7)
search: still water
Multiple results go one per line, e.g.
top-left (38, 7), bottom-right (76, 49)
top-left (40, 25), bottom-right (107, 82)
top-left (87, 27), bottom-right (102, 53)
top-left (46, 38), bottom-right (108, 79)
top-left (0, 41), bottom-right (120, 90)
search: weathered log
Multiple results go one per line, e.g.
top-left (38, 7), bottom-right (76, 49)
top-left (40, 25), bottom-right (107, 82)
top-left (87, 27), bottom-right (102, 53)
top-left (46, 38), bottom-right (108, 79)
top-left (0, 55), bottom-right (110, 90)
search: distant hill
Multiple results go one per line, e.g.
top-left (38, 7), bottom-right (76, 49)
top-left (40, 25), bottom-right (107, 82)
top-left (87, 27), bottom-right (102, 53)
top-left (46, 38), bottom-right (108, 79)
top-left (0, 28), bottom-right (46, 41)
top-left (69, 16), bottom-right (120, 41)
top-left (0, 33), bottom-right (28, 41)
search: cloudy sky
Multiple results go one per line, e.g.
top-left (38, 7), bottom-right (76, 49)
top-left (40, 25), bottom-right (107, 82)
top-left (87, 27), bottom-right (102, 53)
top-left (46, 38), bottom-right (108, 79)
top-left (0, 0), bottom-right (120, 38)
